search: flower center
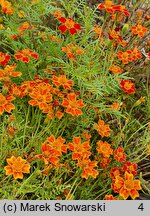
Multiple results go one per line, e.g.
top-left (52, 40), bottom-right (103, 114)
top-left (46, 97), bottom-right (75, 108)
top-left (124, 180), bottom-right (134, 190)
top-left (65, 19), bottom-right (75, 29)
top-left (124, 82), bottom-right (132, 90)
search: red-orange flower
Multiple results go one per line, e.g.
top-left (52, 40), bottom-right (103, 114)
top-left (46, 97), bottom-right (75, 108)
top-left (131, 24), bottom-right (148, 37)
top-left (110, 167), bottom-right (122, 179)
top-left (98, 1), bottom-right (129, 16)
top-left (68, 136), bottom-right (91, 161)
top-left (0, 94), bottom-right (15, 115)
top-left (112, 172), bottom-right (141, 199)
top-left (100, 157), bottom-right (110, 168)
top-left (114, 147), bottom-right (126, 162)
top-left (105, 194), bottom-right (118, 200)
top-left (77, 158), bottom-right (98, 179)
top-left (109, 65), bottom-right (123, 74)
top-left (123, 161), bottom-right (137, 176)
top-left (36, 143), bottom-right (60, 167)
top-left (44, 135), bottom-right (67, 157)
top-left (28, 84), bottom-right (53, 111)
top-left (94, 120), bottom-right (111, 137)
top-left (62, 43), bottom-right (84, 61)
top-left (0, 52), bottom-right (11, 66)
top-left (58, 17), bottom-right (81, 35)
top-left (0, 64), bottom-right (22, 80)
top-left (62, 93), bottom-right (85, 117)
top-left (0, 0), bottom-right (14, 15)
top-left (120, 79), bottom-right (135, 94)
top-left (109, 102), bottom-right (121, 110)
top-left (14, 49), bottom-right (38, 63)
top-left (97, 140), bottom-right (113, 158)
top-left (4, 156), bottom-right (30, 179)
top-left (52, 75), bottom-right (73, 90)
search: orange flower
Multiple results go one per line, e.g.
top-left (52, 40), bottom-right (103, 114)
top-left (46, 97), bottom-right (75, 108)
top-left (14, 49), bottom-right (38, 63)
top-left (62, 93), bottom-right (85, 117)
top-left (120, 79), bottom-right (135, 94)
top-left (82, 131), bottom-right (91, 141)
top-left (113, 172), bottom-right (141, 200)
top-left (52, 75), bottom-right (73, 90)
top-left (0, 94), bottom-right (15, 115)
top-left (0, 0), bottom-right (14, 14)
top-left (114, 147), bottom-right (126, 162)
top-left (0, 52), bottom-right (11, 66)
top-left (109, 65), bottom-right (123, 74)
top-left (92, 25), bottom-right (103, 38)
top-left (77, 158), bottom-right (98, 179)
top-left (0, 64), bottom-right (22, 80)
top-left (109, 102), bottom-right (120, 110)
top-left (110, 167), bottom-right (122, 179)
top-left (94, 120), bottom-right (111, 137)
top-left (62, 43), bottom-right (84, 61)
top-left (68, 136), bottom-right (91, 161)
top-left (4, 156), bottom-right (30, 179)
top-left (28, 83), bottom-right (53, 111)
top-left (98, 1), bottom-right (129, 16)
top-left (98, 0), bottom-right (114, 13)
top-left (100, 157), bottom-right (110, 168)
top-left (131, 24), bottom-right (148, 37)
top-left (97, 140), bottom-right (113, 158)
top-left (52, 10), bottom-right (63, 18)
top-left (18, 22), bottom-right (33, 34)
top-left (58, 17), bottom-right (81, 35)
top-left (123, 161), bottom-right (137, 176)
top-left (118, 50), bottom-right (132, 64)
top-left (44, 135), bottom-right (67, 157)
top-left (56, 111), bottom-right (64, 119)
top-left (108, 28), bottom-right (126, 47)
top-left (105, 194), bottom-right (117, 200)
top-left (35, 143), bottom-right (60, 167)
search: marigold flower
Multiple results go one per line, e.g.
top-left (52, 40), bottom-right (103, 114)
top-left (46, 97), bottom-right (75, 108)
top-left (62, 43), bottom-right (84, 61)
top-left (131, 24), bottom-right (148, 38)
top-left (52, 10), bottom-right (63, 18)
top-left (118, 50), bottom-right (132, 64)
top-left (108, 28), bottom-right (126, 47)
top-left (58, 17), bottom-right (81, 35)
top-left (68, 136), bottom-right (91, 161)
top-left (110, 167), bottom-right (122, 179)
top-left (109, 65), bottom-right (123, 74)
top-left (94, 120), bottom-right (111, 137)
top-left (120, 79), bottom-right (135, 94)
top-left (92, 25), bottom-right (103, 38)
top-left (77, 158), bottom-right (98, 179)
top-left (0, 94), bottom-right (15, 115)
top-left (122, 161), bottom-right (137, 176)
top-left (98, 1), bottom-right (129, 16)
top-left (113, 172), bottom-right (141, 200)
top-left (52, 75), bottom-right (73, 90)
top-left (114, 147), bottom-right (126, 163)
top-left (97, 140), bottom-right (113, 158)
top-left (100, 157), bottom-right (110, 168)
top-left (109, 102), bottom-right (120, 110)
top-left (0, 0), bottom-right (14, 14)
top-left (28, 84), bottom-right (53, 111)
top-left (14, 49), bottom-right (38, 63)
top-left (44, 135), bottom-right (67, 157)
top-left (4, 156), bottom-right (30, 179)
top-left (56, 111), bottom-right (64, 119)
top-left (82, 131), bottom-right (91, 141)
top-left (35, 143), bottom-right (60, 167)
top-left (0, 52), bottom-right (11, 66)
top-left (18, 22), bottom-right (33, 34)
top-left (0, 64), bottom-right (22, 80)
top-left (105, 194), bottom-right (117, 200)
top-left (62, 93), bottom-right (85, 117)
